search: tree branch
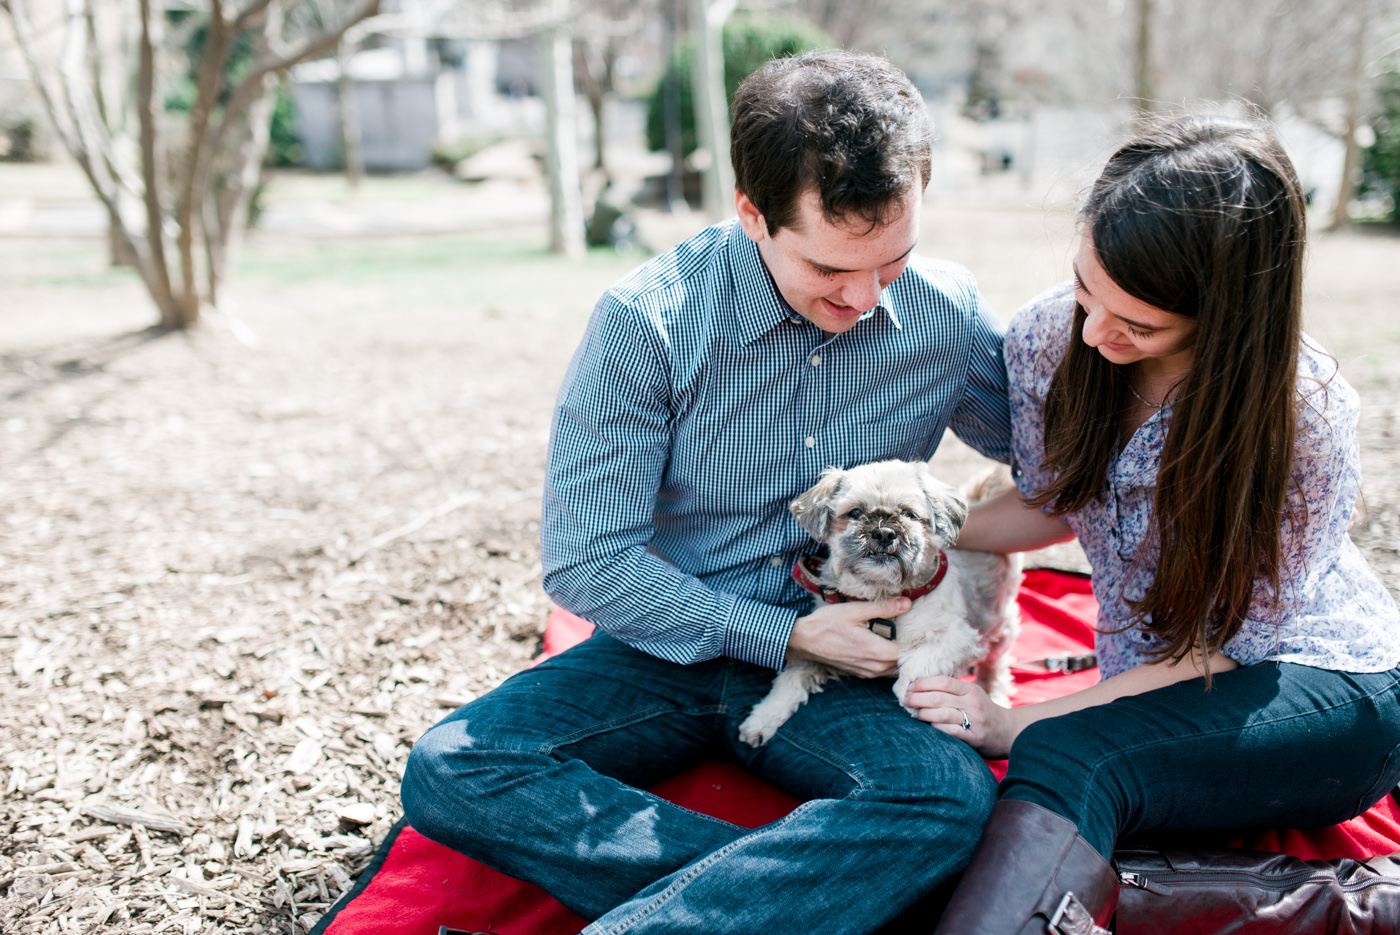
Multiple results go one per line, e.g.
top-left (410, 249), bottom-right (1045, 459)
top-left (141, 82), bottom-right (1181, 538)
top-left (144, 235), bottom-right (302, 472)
top-left (230, 0), bottom-right (275, 31)
top-left (202, 0), bottom-right (379, 196)
top-left (247, 0), bottom-right (380, 86)
top-left (2, 0), bottom-right (84, 160)
top-left (137, 0), bottom-right (184, 327)
top-left (174, 0), bottom-right (233, 314)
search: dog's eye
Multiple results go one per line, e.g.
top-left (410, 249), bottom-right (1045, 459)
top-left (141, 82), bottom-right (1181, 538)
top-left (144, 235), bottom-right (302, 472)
top-left (847, 508), bottom-right (863, 519)
top-left (901, 508), bottom-right (920, 520)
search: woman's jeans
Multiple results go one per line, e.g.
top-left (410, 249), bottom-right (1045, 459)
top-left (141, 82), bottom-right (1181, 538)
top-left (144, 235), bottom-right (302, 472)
top-left (1002, 661), bottom-right (1400, 858)
top-left (401, 631), bottom-right (997, 935)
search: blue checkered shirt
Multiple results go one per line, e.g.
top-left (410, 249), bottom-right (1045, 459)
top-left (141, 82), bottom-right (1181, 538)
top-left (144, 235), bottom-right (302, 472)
top-left (541, 219), bottom-right (1011, 671)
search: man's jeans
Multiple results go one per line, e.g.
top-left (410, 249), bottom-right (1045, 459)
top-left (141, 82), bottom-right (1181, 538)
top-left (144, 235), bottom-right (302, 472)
top-left (401, 631), bottom-right (997, 935)
top-left (1003, 661), bottom-right (1400, 858)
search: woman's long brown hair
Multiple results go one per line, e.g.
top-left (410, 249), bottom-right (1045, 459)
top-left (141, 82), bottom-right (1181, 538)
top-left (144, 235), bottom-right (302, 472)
top-left (1030, 115), bottom-right (1306, 672)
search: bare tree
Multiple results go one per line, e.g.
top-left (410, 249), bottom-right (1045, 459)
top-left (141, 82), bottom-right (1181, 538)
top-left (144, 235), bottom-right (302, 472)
top-left (308, 0), bottom-right (365, 189)
top-left (571, 0), bottom-right (643, 176)
top-left (336, 34), bottom-right (365, 189)
top-left (573, 36), bottom-right (613, 173)
top-left (689, 0), bottom-right (733, 216)
top-left (785, 0), bottom-right (894, 49)
top-left (438, 0), bottom-right (623, 254)
top-left (1, 0), bottom-right (379, 330)
top-left (540, 21), bottom-right (585, 256)
top-left (1333, 0), bottom-right (1373, 227)
top-left (1134, 0), bottom-right (1153, 117)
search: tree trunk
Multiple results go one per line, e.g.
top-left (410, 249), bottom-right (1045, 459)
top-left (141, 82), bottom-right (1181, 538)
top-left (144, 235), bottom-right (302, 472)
top-left (1134, 0), bottom-right (1155, 120)
top-left (689, 0), bottom-right (734, 218)
top-left (539, 24), bottom-right (585, 258)
top-left (176, 0), bottom-right (239, 325)
top-left (574, 38), bottom-right (609, 174)
top-left (337, 36), bottom-right (363, 190)
top-left (662, 0), bottom-right (686, 212)
top-left (1331, 0), bottom-right (1370, 230)
top-left (107, 214), bottom-right (137, 268)
top-left (203, 73), bottom-right (276, 308)
top-left (203, 1), bottom-right (283, 307)
top-left (136, 0), bottom-right (191, 328)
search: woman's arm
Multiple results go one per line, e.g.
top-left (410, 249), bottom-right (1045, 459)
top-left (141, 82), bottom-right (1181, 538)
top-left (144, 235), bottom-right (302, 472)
top-left (904, 650), bottom-right (1239, 759)
top-left (955, 486), bottom-right (1077, 553)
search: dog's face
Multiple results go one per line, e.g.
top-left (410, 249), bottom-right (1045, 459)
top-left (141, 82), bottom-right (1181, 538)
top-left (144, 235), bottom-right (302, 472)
top-left (790, 460), bottom-right (968, 597)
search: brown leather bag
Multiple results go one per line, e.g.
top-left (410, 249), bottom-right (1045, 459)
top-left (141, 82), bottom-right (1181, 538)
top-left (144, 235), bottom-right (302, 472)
top-left (1113, 846), bottom-right (1400, 934)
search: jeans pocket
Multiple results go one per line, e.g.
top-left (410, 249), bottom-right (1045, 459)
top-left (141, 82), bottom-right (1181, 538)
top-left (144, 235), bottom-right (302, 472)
top-left (1353, 740), bottom-right (1400, 817)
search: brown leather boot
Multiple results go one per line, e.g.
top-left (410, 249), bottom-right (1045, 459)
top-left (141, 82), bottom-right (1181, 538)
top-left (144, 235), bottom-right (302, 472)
top-left (931, 799), bottom-right (1118, 935)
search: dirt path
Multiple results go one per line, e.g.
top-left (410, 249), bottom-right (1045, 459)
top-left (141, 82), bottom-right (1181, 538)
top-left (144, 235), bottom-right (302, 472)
top-left (1, 191), bottom-right (1398, 933)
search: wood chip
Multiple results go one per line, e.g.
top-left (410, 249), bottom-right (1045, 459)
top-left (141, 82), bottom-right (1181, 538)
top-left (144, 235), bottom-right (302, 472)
top-left (15, 861), bottom-right (82, 875)
top-left (347, 706), bottom-right (387, 717)
top-left (284, 738), bottom-right (323, 774)
top-left (335, 802), bottom-right (375, 826)
top-left (82, 803), bottom-right (191, 836)
top-left (67, 824), bottom-right (120, 842)
top-left (167, 873), bottom-right (262, 909)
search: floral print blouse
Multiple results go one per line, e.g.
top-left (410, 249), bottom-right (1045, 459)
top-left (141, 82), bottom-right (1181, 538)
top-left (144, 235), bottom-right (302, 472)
top-left (1006, 282), bottom-right (1400, 679)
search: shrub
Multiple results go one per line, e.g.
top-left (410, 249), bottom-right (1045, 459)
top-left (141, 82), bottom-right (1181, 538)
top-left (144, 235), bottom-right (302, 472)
top-left (645, 13), bottom-right (832, 156)
top-left (1362, 62), bottom-right (1400, 222)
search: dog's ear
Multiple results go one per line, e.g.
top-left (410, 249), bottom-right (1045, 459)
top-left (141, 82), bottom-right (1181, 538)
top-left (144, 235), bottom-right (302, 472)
top-left (920, 467), bottom-right (969, 545)
top-left (790, 468), bottom-right (844, 540)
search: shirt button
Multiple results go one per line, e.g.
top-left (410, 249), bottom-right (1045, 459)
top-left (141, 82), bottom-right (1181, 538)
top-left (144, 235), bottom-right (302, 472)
top-left (804, 436), bottom-right (815, 448)
top-left (770, 556), bottom-right (782, 566)
top-left (810, 355), bottom-right (821, 367)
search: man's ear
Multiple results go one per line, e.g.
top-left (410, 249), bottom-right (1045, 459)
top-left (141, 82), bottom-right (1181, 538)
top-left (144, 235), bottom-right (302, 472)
top-left (920, 467), bottom-right (968, 545)
top-left (790, 468), bottom-right (844, 540)
top-left (735, 191), bottom-right (769, 244)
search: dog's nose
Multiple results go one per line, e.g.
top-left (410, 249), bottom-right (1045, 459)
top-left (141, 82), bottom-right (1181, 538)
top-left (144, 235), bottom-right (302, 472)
top-left (870, 525), bottom-right (899, 552)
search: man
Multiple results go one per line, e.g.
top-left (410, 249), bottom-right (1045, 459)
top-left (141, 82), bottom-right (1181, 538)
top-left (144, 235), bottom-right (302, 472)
top-left (403, 50), bottom-right (1011, 935)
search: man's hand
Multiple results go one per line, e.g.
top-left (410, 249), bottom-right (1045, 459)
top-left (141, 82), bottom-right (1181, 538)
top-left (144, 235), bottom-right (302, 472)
top-left (786, 598), bottom-right (909, 678)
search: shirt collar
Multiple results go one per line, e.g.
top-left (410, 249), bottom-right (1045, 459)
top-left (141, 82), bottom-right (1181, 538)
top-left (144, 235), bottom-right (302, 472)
top-left (728, 221), bottom-right (902, 346)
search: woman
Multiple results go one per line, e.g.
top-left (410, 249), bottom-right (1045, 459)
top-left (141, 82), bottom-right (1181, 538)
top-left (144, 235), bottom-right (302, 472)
top-left (910, 115), bottom-right (1400, 934)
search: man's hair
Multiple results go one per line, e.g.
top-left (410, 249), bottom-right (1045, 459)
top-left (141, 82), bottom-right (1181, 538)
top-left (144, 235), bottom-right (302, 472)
top-left (730, 50), bottom-right (932, 234)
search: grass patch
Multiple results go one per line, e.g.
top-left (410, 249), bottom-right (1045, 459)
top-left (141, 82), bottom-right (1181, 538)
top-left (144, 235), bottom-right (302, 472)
top-left (236, 232), bottom-right (647, 316)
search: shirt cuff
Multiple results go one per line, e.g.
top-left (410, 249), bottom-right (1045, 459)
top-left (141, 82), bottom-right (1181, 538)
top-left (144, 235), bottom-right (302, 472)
top-left (721, 597), bottom-right (800, 671)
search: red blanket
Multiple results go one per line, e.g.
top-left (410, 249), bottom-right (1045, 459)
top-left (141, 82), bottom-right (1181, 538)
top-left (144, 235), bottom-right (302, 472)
top-left (313, 569), bottom-right (1400, 935)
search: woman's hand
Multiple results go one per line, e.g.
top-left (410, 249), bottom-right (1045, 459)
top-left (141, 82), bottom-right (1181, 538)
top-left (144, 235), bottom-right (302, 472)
top-left (905, 652), bottom-right (1242, 761)
top-left (904, 677), bottom-right (1017, 759)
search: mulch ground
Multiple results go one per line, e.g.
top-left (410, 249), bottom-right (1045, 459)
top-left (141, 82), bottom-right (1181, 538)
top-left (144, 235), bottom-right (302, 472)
top-left (1, 207), bottom-right (1398, 934)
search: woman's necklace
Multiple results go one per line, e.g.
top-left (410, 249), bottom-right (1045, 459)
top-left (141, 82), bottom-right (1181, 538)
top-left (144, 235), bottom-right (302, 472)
top-left (1127, 381), bottom-right (1166, 409)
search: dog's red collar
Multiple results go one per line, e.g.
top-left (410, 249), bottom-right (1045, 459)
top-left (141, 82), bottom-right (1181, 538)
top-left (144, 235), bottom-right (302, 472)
top-left (791, 551), bottom-right (949, 605)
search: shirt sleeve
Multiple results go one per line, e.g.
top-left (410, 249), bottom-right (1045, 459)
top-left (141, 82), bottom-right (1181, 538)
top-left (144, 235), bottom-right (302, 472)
top-left (947, 290), bottom-right (1013, 463)
top-left (540, 292), bottom-right (800, 670)
top-left (1222, 363), bottom-right (1361, 666)
top-left (1005, 284), bottom-right (1073, 509)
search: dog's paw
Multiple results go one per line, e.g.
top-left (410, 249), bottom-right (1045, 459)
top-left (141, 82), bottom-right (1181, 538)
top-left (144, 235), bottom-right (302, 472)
top-left (737, 714), bottom-right (779, 747)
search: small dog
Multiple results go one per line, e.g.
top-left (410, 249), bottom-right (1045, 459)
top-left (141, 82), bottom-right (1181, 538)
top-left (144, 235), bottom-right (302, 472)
top-left (737, 460), bottom-right (1022, 747)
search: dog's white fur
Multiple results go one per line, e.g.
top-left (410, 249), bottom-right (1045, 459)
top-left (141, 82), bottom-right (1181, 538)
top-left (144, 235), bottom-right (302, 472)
top-left (737, 461), bottom-right (1023, 747)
